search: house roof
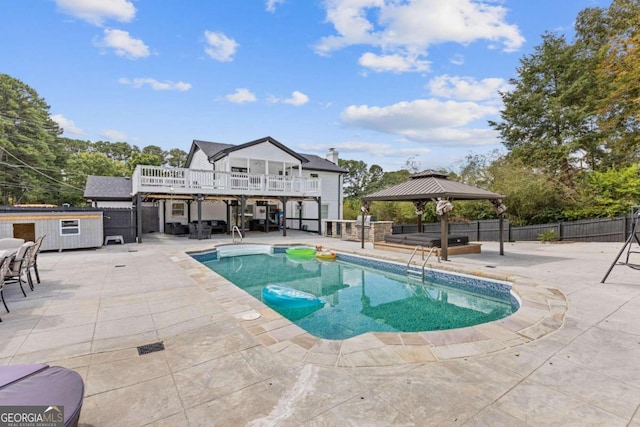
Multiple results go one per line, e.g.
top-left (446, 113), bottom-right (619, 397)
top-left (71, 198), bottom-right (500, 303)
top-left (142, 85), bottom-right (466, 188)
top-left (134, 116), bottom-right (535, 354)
top-left (185, 140), bottom-right (234, 167)
top-left (186, 136), bottom-right (347, 173)
top-left (361, 169), bottom-right (503, 201)
top-left (210, 136), bottom-right (308, 163)
top-left (298, 153), bottom-right (347, 173)
top-left (84, 175), bottom-right (132, 200)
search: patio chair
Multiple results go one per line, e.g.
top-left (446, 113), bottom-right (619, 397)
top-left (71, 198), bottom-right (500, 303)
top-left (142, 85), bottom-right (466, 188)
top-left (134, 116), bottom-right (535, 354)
top-left (27, 235), bottom-right (45, 284)
top-left (0, 254), bottom-right (15, 318)
top-left (5, 241), bottom-right (35, 296)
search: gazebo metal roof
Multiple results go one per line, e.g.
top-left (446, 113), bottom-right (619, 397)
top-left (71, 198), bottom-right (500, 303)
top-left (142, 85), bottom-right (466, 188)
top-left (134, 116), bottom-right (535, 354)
top-left (361, 169), bottom-right (504, 202)
top-left (360, 170), bottom-right (506, 260)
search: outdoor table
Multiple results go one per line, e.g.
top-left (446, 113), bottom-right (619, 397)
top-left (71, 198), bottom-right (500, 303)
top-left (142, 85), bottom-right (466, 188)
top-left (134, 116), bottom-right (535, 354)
top-left (0, 238), bottom-right (24, 250)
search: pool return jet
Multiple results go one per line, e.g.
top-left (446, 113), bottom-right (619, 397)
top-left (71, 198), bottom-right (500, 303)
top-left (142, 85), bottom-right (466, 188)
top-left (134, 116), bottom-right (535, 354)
top-left (601, 209), bottom-right (640, 283)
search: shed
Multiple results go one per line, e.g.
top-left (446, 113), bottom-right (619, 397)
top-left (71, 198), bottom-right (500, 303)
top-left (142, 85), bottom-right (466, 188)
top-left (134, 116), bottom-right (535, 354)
top-left (0, 211), bottom-right (103, 251)
top-left (361, 170), bottom-right (506, 260)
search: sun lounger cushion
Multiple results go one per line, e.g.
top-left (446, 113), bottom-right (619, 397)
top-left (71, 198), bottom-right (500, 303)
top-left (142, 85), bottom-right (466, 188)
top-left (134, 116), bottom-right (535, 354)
top-left (0, 364), bottom-right (84, 427)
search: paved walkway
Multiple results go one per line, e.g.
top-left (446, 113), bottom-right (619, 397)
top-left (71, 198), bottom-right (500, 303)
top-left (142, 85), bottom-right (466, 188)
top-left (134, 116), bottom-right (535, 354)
top-left (0, 232), bottom-right (639, 426)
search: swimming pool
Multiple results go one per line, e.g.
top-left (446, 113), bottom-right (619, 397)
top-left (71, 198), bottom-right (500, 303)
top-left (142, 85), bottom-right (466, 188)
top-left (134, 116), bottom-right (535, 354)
top-left (192, 245), bottom-right (519, 340)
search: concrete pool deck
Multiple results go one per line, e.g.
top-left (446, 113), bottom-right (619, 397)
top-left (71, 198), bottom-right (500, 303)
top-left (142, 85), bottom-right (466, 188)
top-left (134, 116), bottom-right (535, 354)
top-left (0, 232), bottom-right (638, 425)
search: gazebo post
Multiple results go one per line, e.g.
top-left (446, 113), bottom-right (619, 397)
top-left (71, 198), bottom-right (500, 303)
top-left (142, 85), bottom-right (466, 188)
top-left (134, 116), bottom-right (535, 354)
top-left (491, 199), bottom-right (507, 256)
top-left (360, 202), bottom-right (370, 249)
top-left (499, 215), bottom-right (504, 256)
top-left (413, 200), bottom-right (426, 234)
top-left (440, 212), bottom-right (448, 261)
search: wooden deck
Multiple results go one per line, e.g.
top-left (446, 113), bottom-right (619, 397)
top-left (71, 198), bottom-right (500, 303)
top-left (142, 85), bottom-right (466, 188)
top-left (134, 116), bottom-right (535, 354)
top-left (373, 241), bottom-right (482, 256)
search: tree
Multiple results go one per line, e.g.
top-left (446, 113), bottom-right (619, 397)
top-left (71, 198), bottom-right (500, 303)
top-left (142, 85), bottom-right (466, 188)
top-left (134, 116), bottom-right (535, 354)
top-left (62, 152), bottom-right (129, 205)
top-left (564, 165), bottom-right (640, 219)
top-left (489, 33), bottom-right (603, 186)
top-left (488, 157), bottom-right (570, 225)
top-left (593, 0), bottom-right (640, 165)
top-left (93, 141), bottom-right (137, 162)
top-left (0, 74), bottom-right (62, 204)
top-left (165, 148), bottom-right (187, 167)
top-left (126, 152), bottom-right (163, 173)
top-left (338, 159), bottom-right (384, 200)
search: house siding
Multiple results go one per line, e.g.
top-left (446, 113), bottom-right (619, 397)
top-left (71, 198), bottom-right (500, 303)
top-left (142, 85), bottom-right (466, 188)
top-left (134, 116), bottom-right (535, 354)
top-left (190, 149), bottom-right (212, 170)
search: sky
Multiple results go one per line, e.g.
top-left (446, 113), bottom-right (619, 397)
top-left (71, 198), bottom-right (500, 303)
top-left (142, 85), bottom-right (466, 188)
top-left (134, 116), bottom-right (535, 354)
top-left (2, 0), bottom-right (611, 173)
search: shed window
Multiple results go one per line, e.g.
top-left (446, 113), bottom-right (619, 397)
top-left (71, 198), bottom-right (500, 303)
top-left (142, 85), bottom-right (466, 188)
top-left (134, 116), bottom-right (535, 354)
top-left (171, 202), bottom-right (185, 217)
top-left (60, 219), bottom-right (80, 236)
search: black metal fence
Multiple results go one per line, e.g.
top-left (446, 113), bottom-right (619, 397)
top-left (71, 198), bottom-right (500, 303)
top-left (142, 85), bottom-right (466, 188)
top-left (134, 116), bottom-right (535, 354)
top-left (392, 215), bottom-right (637, 243)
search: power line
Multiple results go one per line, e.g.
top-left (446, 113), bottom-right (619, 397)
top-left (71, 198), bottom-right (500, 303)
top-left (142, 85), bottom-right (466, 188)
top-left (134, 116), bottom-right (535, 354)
top-left (0, 146), bottom-right (85, 192)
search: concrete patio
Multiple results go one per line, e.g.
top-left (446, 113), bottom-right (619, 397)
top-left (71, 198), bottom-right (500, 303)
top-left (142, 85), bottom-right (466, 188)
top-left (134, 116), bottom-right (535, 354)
top-left (0, 231), bottom-right (639, 426)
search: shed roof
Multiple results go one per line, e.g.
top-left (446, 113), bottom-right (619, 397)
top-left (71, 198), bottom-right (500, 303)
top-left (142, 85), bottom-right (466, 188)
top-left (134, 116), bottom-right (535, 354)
top-left (84, 175), bottom-right (132, 200)
top-left (361, 169), bottom-right (503, 201)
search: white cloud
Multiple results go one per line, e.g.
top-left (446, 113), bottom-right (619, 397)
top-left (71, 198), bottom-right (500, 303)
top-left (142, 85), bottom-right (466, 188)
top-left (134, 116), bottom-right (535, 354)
top-left (101, 129), bottom-right (127, 141)
top-left (306, 141), bottom-right (432, 157)
top-left (268, 91), bottom-right (309, 106)
top-left (204, 31), bottom-right (239, 62)
top-left (98, 29), bottom-right (150, 59)
top-left (315, 0), bottom-right (525, 73)
top-left (51, 114), bottom-right (84, 135)
top-left (55, 0), bottom-right (135, 26)
top-left (266, 0), bottom-right (285, 13)
top-left (119, 77), bottom-right (192, 91)
top-left (341, 98), bottom-right (499, 145)
top-left (449, 54), bottom-right (464, 65)
top-left (428, 75), bottom-right (510, 101)
top-left (359, 52), bottom-right (430, 73)
top-left (225, 88), bottom-right (257, 104)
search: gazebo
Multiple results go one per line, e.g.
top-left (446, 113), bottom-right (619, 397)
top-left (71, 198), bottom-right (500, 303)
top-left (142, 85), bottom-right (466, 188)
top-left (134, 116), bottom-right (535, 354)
top-left (360, 170), bottom-right (506, 260)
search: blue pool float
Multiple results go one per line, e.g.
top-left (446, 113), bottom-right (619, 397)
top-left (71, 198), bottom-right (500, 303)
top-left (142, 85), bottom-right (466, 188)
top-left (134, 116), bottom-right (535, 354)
top-left (262, 284), bottom-right (324, 309)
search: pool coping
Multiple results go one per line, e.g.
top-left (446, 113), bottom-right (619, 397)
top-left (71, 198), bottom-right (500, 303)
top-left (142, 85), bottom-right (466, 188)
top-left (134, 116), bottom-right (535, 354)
top-left (174, 244), bottom-right (567, 367)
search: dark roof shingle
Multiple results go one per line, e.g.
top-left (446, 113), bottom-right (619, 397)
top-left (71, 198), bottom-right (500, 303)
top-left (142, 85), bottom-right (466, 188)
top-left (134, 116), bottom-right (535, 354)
top-left (84, 176), bottom-right (132, 200)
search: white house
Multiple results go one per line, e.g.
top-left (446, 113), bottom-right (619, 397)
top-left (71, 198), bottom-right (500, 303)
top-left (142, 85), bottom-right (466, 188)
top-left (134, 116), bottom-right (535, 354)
top-left (85, 136), bottom-right (346, 238)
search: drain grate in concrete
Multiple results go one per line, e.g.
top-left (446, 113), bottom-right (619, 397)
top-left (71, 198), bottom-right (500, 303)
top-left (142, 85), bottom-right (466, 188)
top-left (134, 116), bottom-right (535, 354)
top-left (137, 342), bottom-right (165, 356)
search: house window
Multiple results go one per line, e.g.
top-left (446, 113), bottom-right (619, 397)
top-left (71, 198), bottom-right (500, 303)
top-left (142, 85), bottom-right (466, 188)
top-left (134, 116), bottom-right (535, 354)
top-left (310, 173), bottom-right (319, 178)
top-left (231, 167), bottom-right (248, 173)
top-left (171, 202), bottom-right (185, 217)
top-left (321, 204), bottom-right (329, 219)
top-left (60, 219), bottom-right (80, 236)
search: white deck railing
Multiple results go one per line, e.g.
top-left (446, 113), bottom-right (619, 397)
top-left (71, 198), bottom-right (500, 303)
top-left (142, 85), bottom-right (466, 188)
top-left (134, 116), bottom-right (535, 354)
top-left (132, 165), bottom-right (320, 196)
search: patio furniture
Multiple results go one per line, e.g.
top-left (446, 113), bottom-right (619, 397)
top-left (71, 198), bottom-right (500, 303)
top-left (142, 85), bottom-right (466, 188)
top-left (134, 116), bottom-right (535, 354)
top-left (0, 363), bottom-right (84, 427)
top-left (209, 220), bottom-right (227, 233)
top-left (384, 233), bottom-right (469, 248)
top-left (28, 235), bottom-right (45, 284)
top-left (249, 219), bottom-right (279, 232)
top-left (0, 238), bottom-right (24, 250)
top-left (0, 254), bottom-right (15, 318)
top-left (165, 222), bottom-right (189, 235)
top-left (104, 235), bottom-right (124, 245)
top-left (5, 241), bottom-right (35, 295)
top-left (189, 223), bottom-right (212, 239)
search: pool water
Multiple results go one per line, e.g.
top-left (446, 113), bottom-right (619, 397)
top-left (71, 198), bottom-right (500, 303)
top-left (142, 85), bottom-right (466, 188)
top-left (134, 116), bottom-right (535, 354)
top-left (198, 251), bottom-right (518, 340)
